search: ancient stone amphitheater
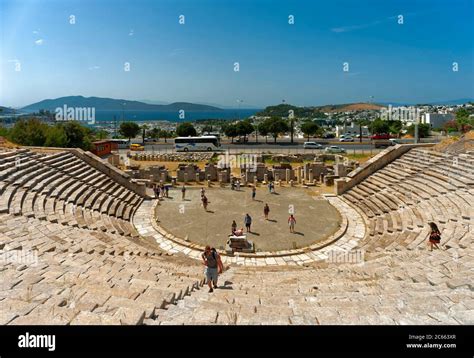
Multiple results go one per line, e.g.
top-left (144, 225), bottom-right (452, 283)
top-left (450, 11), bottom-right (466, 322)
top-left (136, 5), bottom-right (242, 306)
top-left (1, 141), bottom-right (473, 325)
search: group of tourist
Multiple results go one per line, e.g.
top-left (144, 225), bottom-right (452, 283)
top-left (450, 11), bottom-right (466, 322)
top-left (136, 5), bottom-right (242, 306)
top-left (228, 205), bottom-right (297, 235)
top-left (230, 179), bottom-right (241, 191)
top-left (153, 183), bottom-right (169, 199)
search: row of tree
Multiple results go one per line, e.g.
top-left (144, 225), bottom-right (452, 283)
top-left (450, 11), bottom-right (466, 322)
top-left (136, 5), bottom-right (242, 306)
top-left (118, 122), bottom-right (175, 143)
top-left (444, 108), bottom-right (474, 133)
top-left (1, 118), bottom-right (97, 149)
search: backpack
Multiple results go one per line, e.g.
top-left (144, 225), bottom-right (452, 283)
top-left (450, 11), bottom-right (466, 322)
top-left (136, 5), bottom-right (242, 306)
top-left (206, 249), bottom-right (218, 268)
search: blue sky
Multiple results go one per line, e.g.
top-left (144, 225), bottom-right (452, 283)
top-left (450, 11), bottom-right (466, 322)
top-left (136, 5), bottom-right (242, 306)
top-left (1, 0), bottom-right (473, 108)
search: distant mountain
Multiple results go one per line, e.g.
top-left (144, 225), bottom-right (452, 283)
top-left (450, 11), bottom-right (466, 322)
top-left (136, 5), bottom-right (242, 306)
top-left (21, 96), bottom-right (223, 112)
top-left (257, 102), bottom-right (386, 117)
top-left (0, 106), bottom-right (17, 114)
top-left (139, 99), bottom-right (170, 105)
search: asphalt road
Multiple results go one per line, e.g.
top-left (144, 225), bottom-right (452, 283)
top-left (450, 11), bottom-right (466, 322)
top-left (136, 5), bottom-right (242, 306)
top-left (128, 137), bottom-right (440, 155)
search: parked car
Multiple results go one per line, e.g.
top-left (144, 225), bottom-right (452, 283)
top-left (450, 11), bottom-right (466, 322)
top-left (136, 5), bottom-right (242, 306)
top-left (303, 142), bottom-right (323, 149)
top-left (130, 143), bottom-right (145, 151)
top-left (339, 136), bottom-right (354, 142)
top-left (144, 138), bottom-right (158, 143)
top-left (325, 146), bottom-right (346, 153)
top-left (371, 133), bottom-right (391, 140)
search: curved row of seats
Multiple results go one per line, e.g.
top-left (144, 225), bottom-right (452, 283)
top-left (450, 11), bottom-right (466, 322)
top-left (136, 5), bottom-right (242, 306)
top-left (342, 148), bottom-right (473, 252)
top-left (0, 150), bottom-right (143, 237)
top-left (153, 248), bottom-right (474, 324)
top-left (0, 212), bottom-right (204, 325)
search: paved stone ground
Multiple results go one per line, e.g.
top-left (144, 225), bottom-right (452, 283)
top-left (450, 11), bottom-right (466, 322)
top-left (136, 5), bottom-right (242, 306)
top-left (155, 186), bottom-right (342, 252)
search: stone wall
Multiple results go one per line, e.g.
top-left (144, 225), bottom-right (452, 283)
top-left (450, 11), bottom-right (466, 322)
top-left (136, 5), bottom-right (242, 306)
top-left (67, 148), bottom-right (149, 198)
top-left (334, 143), bottom-right (434, 195)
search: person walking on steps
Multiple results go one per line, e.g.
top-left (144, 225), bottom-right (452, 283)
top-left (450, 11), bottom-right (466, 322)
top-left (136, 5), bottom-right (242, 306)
top-left (202, 246), bottom-right (223, 293)
top-left (428, 222), bottom-right (441, 251)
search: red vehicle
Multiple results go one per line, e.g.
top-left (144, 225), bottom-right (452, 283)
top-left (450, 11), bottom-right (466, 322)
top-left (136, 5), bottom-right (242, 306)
top-left (371, 133), bottom-right (391, 140)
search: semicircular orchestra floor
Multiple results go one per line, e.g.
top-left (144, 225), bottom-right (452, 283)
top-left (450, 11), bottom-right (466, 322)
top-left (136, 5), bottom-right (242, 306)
top-left (155, 186), bottom-right (342, 252)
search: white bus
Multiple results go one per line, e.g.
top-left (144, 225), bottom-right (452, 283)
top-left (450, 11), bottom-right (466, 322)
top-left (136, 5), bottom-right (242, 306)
top-left (174, 136), bottom-right (221, 152)
top-left (109, 139), bottom-right (130, 149)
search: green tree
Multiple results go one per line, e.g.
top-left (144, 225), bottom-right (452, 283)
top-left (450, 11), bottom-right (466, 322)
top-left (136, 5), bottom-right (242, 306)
top-left (148, 127), bottom-right (161, 140)
top-left (9, 118), bottom-right (48, 146)
top-left (176, 122), bottom-right (197, 137)
top-left (0, 125), bottom-right (9, 138)
top-left (93, 129), bottom-right (109, 140)
top-left (407, 123), bottom-right (430, 138)
top-left (119, 122), bottom-right (140, 141)
top-left (63, 121), bottom-right (91, 150)
top-left (257, 121), bottom-right (270, 143)
top-left (223, 123), bottom-right (238, 143)
top-left (388, 120), bottom-right (404, 139)
top-left (266, 117), bottom-right (289, 144)
top-left (159, 130), bottom-right (173, 143)
top-left (369, 118), bottom-right (390, 135)
top-left (300, 120), bottom-right (320, 141)
top-left (45, 125), bottom-right (67, 147)
top-left (455, 108), bottom-right (471, 133)
top-left (236, 120), bottom-right (254, 142)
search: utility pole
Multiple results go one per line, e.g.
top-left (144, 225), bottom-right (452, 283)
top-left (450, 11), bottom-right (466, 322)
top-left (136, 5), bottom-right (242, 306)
top-left (414, 121), bottom-right (419, 144)
top-left (283, 99), bottom-right (295, 144)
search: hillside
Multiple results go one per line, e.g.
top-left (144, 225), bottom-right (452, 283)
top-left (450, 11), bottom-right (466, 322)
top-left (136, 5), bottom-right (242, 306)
top-left (21, 96), bottom-right (223, 112)
top-left (257, 102), bottom-right (386, 117)
top-left (0, 106), bottom-right (17, 114)
top-left (318, 102), bottom-right (385, 112)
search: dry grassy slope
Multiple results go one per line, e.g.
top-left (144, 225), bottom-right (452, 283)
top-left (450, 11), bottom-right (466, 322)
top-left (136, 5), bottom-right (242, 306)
top-left (319, 103), bottom-right (386, 113)
top-left (0, 136), bottom-right (19, 149)
top-left (432, 131), bottom-right (474, 153)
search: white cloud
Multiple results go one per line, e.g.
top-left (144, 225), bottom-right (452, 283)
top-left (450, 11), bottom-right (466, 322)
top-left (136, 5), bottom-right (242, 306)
top-left (129, 29), bottom-right (134, 36)
top-left (35, 39), bottom-right (44, 45)
top-left (88, 66), bottom-right (100, 70)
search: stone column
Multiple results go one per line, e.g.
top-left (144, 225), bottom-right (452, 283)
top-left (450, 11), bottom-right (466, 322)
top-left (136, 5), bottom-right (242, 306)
top-left (184, 172), bottom-right (188, 184)
top-left (195, 173), bottom-right (200, 183)
top-left (263, 173), bottom-right (268, 183)
top-left (207, 179), bottom-right (211, 187)
top-left (309, 169), bottom-right (314, 183)
top-left (253, 176), bottom-right (258, 187)
top-left (286, 168), bottom-right (291, 182)
top-left (290, 179), bottom-right (294, 187)
top-left (297, 167), bottom-right (302, 184)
